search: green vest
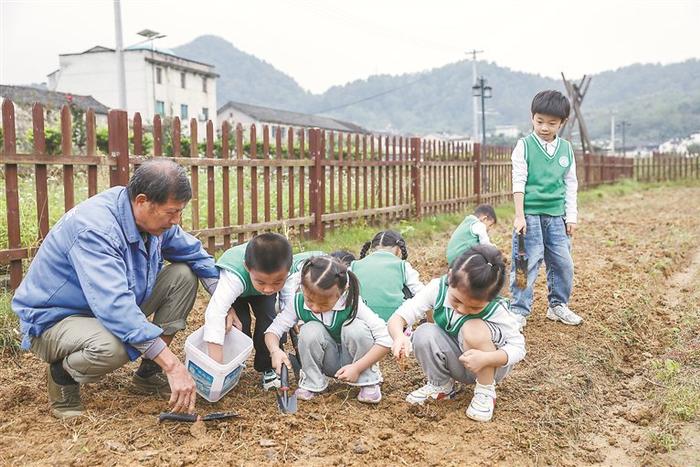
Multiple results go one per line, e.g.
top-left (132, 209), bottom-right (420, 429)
top-left (522, 133), bottom-right (573, 217)
top-left (446, 215), bottom-right (480, 265)
top-left (215, 242), bottom-right (263, 297)
top-left (351, 251), bottom-right (406, 322)
top-left (294, 293), bottom-right (353, 343)
top-left (432, 276), bottom-right (509, 337)
top-left (290, 251), bottom-right (326, 274)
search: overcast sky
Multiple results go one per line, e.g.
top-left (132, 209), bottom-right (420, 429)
top-left (1, 0), bottom-right (698, 94)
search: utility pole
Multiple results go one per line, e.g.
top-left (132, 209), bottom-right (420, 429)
top-left (466, 49), bottom-right (484, 143)
top-left (610, 112), bottom-right (616, 155)
top-left (618, 120), bottom-right (630, 157)
top-left (113, 0), bottom-right (127, 110)
top-left (472, 76), bottom-right (492, 190)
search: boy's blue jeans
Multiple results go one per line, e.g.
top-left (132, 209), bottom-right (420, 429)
top-left (509, 214), bottom-right (573, 317)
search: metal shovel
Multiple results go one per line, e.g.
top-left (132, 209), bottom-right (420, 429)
top-left (275, 363), bottom-right (297, 414)
top-left (515, 232), bottom-right (528, 289)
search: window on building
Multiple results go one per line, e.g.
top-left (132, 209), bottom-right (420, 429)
top-left (180, 72), bottom-right (186, 89)
top-left (155, 100), bottom-right (165, 117)
top-left (181, 104), bottom-right (189, 120)
top-left (202, 77), bottom-right (207, 93)
top-left (202, 107), bottom-right (209, 121)
top-left (156, 67), bottom-right (162, 84)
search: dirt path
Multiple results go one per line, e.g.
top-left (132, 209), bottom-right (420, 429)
top-left (1, 184), bottom-right (700, 466)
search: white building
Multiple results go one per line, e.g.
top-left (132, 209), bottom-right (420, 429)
top-left (658, 133), bottom-right (700, 155)
top-left (48, 45), bottom-right (218, 125)
top-left (493, 125), bottom-right (521, 139)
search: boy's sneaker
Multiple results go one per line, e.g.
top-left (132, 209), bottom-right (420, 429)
top-left (357, 385), bottom-right (382, 404)
top-left (546, 304), bottom-right (583, 325)
top-left (47, 365), bottom-right (84, 419)
top-left (294, 388), bottom-right (320, 401)
top-left (262, 370), bottom-right (281, 391)
top-left (466, 381), bottom-right (497, 422)
top-left (406, 381), bottom-right (458, 405)
top-left (512, 313), bottom-right (527, 331)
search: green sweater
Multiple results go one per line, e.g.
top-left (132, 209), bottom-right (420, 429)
top-left (351, 251), bottom-right (406, 321)
top-left (215, 242), bottom-right (263, 297)
top-left (446, 215), bottom-right (480, 265)
top-left (522, 133), bottom-right (573, 217)
top-left (432, 276), bottom-right (509, 337)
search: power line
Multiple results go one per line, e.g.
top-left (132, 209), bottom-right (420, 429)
top-left (312, 73), bottom-right (434, 114)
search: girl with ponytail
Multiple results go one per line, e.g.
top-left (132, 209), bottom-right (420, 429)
top-left (387, 244), bottom-right (526, 422)
top-left (351, 230), bottom-right (424, 322)
top-left (265, 256), bottom-right (391, 404)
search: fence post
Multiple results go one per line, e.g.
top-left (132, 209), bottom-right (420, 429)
top-left (108, 109), bottom-right (130, 186)
top-left (309, 129), bottom-right (324, 240)
top-left (584, 153), bottom-right (591, 188)
top-left (2, 99), bottom-right (22, 289)
top-left (474, 143), bottom-right (482, 205)
top-left (410, 137), bottom-right (422, 219)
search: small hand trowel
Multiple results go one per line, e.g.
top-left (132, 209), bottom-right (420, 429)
top-left (158, 411), bottom-right (239, 423)
top-left (515, 232), bottom-right (528, 289)
top-left (276, 363), bottom-right (297, 414)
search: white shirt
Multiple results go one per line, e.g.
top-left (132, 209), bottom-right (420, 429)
top-left (395, 278), bottom-right (526, 366)
top-left (402, 260), bottom-right (425, 296)
top-left (511, 133), bottom-right (579, 223)
top-left (470, 220), bottom-right (492, 246)
top-left (266, 291), bottom-right (393, 348)
top-left (203, 269), bottom-right (298, 345)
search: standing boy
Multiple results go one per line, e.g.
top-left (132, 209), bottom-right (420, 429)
top-left (510, 90), bottom-right (582, 329)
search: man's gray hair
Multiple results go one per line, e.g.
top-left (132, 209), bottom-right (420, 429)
top-left (127, 158), bottom-right (192, 204)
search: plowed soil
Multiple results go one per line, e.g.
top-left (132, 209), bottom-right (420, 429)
top-left (1, 184), bottom-right (699, 466)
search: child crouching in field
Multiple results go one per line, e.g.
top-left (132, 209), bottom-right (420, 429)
top-left (446, 204), bottom-right (497, 266)
top-left (265, 256), bottom-right (391, 403)
top-left (351, 230), bottom-right (424, 322)
top-left (388, 245), bottom-right (525, 422)
top-left (203, 233), bottom-right (295, 390)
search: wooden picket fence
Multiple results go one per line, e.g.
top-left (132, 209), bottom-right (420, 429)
top-left (3, 98), bottom-right (694, 289)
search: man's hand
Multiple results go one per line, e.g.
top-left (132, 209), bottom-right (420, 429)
top-left (270, 348), bottom-right (292, 375)
top-left (566, 222), bottom-right (576, 237)
top-left (154, 348), bottom-right (196, 413)
top-left (225, 308), bottom-right (242, 333)
top-left (513, 215), bottom-right (527, 235)
top-left (391, 334), bottom-right (412, 360)
top-left (335, 363), bottom-right (361, 383)
top-left (458, 349), bottom-right (492, 374)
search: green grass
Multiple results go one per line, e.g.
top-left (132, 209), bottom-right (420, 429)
top-left (0, 292), bottom-right (20, 354)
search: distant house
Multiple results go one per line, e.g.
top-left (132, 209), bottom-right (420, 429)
top-left (493, 125), bottom-right (522, 139)
top-left (659, 133), bottom-right (700, 155)
top-left (217, 101), bottom-right (368, 139)
top-left (47, 45), bottom-right (218, 125)
top-left (0, 85), bottom-right (110, 147)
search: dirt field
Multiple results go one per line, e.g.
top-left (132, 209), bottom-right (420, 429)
top-left (1, 183), bottom-right (699, 466)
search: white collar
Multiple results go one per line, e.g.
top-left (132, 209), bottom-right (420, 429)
top-left (533, 132), bottom-right (558, 147)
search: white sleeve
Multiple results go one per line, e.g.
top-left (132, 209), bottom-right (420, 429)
top-left (403, 261), bottom-right (424, 295)
top-left (564, 149), bottom-right (578, 223)
top-left (265, 294), bottom-right (298, 339)
top-left (203, 270), bottom-right (245, 345)
top-left (470, 221), bottom-right (492, 245)
top-left (355, 300), bottom-right (393, 348)
top-left (278, 272), bottom-right (301, 312)
top-left (395, 278), bottom-right (440, 327)
top-left (511, 139), bottom-right (528, 193)
top-left (491, 305), bottom-right (527, 366)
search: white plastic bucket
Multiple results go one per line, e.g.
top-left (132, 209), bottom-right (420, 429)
top-left (184, 326), bottom-right (253, 402)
